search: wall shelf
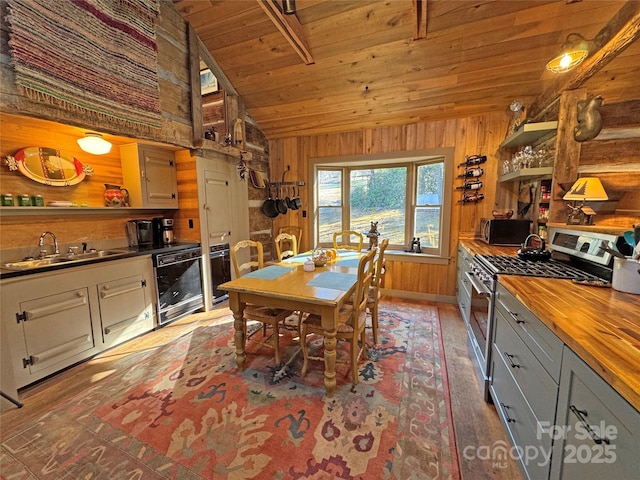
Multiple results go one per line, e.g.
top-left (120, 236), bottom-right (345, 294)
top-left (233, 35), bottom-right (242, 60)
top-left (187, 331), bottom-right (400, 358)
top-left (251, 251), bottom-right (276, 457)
top-left (499, 167), bottom-right (553, 183)
top-left (500, 121), bottom-right (558, 148)
top-left (0, 207), bottom-right (168, 216)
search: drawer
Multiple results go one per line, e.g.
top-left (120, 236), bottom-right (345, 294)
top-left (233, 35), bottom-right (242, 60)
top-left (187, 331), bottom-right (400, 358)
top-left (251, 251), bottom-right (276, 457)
top-left (493, 311), bottom-right (559, 426)
top-left (496, 283), bottom-right (563, 382)
top-left (491, 352), bottom-right (553, 480)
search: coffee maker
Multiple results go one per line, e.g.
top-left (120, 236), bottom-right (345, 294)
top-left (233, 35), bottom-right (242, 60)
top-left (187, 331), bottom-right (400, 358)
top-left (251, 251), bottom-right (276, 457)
top-left (153, 217), bottom-right (175, 245)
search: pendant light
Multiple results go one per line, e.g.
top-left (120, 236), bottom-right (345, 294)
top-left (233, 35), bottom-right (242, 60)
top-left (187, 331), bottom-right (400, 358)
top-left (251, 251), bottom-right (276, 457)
top-left (282, 0), bottom-right (296, 15)
top-left (77, 133), bottom-right (112, 155)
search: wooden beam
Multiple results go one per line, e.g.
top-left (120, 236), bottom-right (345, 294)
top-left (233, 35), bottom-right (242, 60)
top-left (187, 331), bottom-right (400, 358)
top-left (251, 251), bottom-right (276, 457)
top-left (530, 0), bottom-right (640, 117)
top-left (413, 0), bottom-right (427, 40)
top-left (256, 0), bottom-right (314, 65)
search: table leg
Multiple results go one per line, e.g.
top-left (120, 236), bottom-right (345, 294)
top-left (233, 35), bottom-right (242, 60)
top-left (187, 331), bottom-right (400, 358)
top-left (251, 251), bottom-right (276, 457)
top-left (323, 328), bottom-right (337, 397)
top-left (229, 293), bottom-right (246, 371)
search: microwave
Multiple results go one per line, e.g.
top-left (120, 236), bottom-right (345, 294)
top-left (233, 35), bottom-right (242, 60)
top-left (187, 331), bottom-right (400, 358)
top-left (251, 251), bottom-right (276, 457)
top-left (480, 218), bottom-right (531, 246)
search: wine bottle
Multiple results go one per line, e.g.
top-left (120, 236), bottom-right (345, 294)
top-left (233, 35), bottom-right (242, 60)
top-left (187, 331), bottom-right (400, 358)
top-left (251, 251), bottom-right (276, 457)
top-left (455, 181), bottom-right (483, 190)
top-left (458, 193), bottom-right (485, 203)
top-left (457, 168), bottom-right (484, 178)
top-left (458, 155), bottom-right (487, 167)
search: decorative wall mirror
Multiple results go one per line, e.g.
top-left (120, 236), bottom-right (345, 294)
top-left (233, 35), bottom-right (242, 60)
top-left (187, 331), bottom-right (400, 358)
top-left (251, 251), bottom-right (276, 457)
top-left (4, 146), bottom-right (93, 186)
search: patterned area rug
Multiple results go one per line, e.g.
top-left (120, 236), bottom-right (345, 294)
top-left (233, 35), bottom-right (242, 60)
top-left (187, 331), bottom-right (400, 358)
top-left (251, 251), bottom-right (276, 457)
top-left (1, 301), bottom-right (460, 479)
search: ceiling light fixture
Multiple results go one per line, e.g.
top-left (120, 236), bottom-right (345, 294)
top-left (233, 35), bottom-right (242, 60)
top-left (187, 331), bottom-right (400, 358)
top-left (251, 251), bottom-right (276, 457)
top-left (77, 133), bottom-right (112, 155)
top-left (546, 31), bottom-right (608, 74)
top-left (282, 0), bottom-right (296, 15)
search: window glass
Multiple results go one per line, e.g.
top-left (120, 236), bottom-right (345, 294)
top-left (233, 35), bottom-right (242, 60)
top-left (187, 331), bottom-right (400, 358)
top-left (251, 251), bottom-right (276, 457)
top-left (415, 162), bottom-right (444, 248)
top-left (318, 170), bottom-right (342, 243)
top-left (350, 167), bottom-right (406, 245)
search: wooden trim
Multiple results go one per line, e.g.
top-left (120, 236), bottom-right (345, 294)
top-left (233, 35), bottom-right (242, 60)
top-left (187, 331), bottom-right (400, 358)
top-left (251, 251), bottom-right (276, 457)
top-left (529, 1), bottom-right (640, 117)
top-left (256, 0), bottom-right (314, 65)
top-left (413, 0), bottom-right (428, 40)
top-left (188, 23), bottom-right (204, 148)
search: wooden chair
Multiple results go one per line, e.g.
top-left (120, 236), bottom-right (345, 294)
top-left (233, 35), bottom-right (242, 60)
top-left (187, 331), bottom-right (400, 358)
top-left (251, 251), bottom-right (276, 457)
top-left (230, 240), bottom-right (291, 365)
top-left (333, 230), bottom-right (364, 252)
top-left (279, 226), bottom-right (303, 251)
top-left (274, 232), bottom-right (298, 261)
top-left (367, 238), bottom-right (389, 344)
top-left (300, 248), bottom-right (376, 384)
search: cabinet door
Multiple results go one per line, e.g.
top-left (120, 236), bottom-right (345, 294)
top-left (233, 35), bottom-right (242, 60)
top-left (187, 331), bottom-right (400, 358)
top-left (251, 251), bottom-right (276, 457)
top-left (550, 347), bottom-right (639, 480)
top-left (203, 169), bottom-right (232, 243)
top-left (98, 274), bottom-right (153, 347)
top-left (142, 146), bottom-right (178, 208)
top-left (19, 288), bottom-right (95, 377)
top-left (456, 245), bottom-right (472, 324)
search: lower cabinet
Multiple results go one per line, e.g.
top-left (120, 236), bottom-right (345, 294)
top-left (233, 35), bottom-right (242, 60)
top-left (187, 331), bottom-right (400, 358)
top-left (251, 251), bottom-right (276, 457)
top-left (549, 347), bottom-right (639, 480)
top-left (0, 256), bottom-right (155, 397)
top-left (491, 282), bottom-right (640, 480)
top-left (456, 244), bottom-right (472, 325)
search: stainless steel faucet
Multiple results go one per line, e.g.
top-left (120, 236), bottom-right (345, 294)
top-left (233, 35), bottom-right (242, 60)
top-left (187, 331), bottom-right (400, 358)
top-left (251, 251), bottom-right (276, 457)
top-left (38, 231), bottom-right (59, 257)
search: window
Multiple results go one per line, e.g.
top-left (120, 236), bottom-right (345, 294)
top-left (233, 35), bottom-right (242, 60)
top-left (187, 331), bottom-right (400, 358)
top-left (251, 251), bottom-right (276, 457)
top-left (312, 149), bottom-right (453, 258)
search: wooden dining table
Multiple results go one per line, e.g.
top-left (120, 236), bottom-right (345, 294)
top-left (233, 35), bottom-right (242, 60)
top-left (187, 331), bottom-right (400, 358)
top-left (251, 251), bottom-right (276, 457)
top-left (219, 251), bottom-right (363, 396)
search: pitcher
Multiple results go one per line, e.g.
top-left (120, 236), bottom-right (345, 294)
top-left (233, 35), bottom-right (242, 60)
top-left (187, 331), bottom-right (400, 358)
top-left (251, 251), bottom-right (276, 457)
top-left (103, 184), bottom-right (129, 207)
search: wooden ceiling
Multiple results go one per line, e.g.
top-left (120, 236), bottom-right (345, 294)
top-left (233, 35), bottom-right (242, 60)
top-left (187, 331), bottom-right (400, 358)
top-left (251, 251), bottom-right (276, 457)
top-left (175, 0), bottom-right (637, 139)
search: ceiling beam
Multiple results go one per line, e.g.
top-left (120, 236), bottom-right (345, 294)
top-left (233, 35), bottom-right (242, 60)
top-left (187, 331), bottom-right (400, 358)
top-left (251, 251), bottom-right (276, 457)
top-left (413, 0), bottom-right (427, 40)
top-left (530, 0), bottom-right (640, 117)
top-left (256, 0), bottom-right (314, 65)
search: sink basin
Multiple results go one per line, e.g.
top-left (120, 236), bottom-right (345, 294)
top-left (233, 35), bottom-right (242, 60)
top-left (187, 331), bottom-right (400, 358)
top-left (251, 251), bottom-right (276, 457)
top-left (3, 250), bottom-right (129, 271)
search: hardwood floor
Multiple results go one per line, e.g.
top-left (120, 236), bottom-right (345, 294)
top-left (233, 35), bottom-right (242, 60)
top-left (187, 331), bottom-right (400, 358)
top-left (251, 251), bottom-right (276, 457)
top-left (0, 300), bottom-right (522, 479)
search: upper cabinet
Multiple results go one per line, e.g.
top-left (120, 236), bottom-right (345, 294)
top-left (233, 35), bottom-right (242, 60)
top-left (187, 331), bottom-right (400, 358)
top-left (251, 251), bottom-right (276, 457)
top-left (120, 144), bottom-right (179, 209)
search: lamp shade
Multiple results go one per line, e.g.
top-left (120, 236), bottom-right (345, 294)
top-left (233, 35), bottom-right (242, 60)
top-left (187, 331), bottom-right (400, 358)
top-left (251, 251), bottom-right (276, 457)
top-left (563, 177), bottom-right (608, 201)
top-left (77, 133), bottom-right (112, 155)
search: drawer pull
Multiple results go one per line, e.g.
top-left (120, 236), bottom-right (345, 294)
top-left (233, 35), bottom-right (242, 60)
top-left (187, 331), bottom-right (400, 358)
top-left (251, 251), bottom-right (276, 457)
top-left (509, 311), bottom-right (525, 324)
top-left (569, 405), bottom-right (610, 445)
top-left (500, 403), bottom-right (516, 423)
top-left (504, 352), bottom-right (520, 369)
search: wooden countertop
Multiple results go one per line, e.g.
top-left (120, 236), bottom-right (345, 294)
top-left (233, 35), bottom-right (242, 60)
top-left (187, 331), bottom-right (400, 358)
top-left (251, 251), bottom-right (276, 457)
top-left (460, 239), bottom-right (640, 412)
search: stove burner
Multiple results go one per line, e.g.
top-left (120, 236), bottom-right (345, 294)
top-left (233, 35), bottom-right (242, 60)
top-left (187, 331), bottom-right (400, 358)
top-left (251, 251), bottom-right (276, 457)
top-left (476, 254), bottom-right (605, 281)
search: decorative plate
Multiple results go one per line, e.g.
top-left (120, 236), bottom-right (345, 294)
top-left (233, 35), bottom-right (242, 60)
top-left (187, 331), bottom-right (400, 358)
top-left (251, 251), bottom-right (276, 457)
top-left (5, 147), bottom-right (93, 186)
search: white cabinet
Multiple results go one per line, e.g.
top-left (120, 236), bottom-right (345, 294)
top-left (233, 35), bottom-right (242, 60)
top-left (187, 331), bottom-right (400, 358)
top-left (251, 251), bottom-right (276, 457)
top-left (120, 143), bottom-right (179, 209)
top-left (0, 256), bottom-right (155, 398)
top-left (550, 347), bottom-right (639, 480)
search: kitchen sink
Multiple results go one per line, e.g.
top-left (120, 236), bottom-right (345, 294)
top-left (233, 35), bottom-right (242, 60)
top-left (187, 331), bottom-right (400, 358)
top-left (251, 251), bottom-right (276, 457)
top-left (3, 250), bottom-right (129, 271)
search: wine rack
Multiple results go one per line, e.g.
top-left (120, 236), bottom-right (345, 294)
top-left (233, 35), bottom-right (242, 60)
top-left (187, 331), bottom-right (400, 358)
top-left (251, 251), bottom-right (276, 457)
top-left (457, 154), bottom-right (486, 203)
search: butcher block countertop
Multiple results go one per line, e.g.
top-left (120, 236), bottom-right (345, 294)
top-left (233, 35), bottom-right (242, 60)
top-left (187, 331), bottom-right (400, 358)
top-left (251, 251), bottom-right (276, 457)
top-left (460, 239), bottom-right (640, 412)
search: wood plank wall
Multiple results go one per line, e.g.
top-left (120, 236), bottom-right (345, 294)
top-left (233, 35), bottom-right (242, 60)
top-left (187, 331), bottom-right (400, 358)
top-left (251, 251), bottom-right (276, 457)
top-left (268, 112), bottom-right (509, 299)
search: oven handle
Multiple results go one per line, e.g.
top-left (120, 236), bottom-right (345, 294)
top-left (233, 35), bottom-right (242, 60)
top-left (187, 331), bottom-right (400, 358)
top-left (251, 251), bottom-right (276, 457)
top-left (465, 271), bottom-right (491, 297)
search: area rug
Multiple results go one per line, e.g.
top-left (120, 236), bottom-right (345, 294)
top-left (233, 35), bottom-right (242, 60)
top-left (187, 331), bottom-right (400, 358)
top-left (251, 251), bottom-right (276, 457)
top-left (7, 0), bottom-right (162, 133)
top-left (0, 301), bottom-right (460, 479)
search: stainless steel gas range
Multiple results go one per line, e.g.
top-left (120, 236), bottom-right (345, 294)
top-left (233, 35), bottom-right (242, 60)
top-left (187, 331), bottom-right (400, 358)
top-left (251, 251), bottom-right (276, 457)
top-left (465, 227), bottom-right (621, 401)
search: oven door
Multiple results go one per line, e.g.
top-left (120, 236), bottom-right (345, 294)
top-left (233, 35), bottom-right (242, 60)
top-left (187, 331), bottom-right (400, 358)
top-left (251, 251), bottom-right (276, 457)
top-left (154, 252), bottom-right (204, 325)
top-left (465, 268), bottom-right (494, 401)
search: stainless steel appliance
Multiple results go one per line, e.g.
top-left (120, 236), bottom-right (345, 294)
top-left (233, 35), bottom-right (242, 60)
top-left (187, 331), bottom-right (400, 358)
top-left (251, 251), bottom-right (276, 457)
top-left (126, 219), bottom-right (154, 247)
top-left (153, 246), bottom-right (204, 325)
top-left (153, 217), bottom-right (175, 245)
top-left (466, 227), bottom-right (619, 401)
top-left (480, 218), bottom-right (531, 246)
top-left (209, 243), bottom-right (231, 305)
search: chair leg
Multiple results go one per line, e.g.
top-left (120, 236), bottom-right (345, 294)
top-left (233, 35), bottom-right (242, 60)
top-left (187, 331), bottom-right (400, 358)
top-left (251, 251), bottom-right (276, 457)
top-left (371, 303), bottom-right (379, 344)
top-left (351, 334), bottom-right (359, 385)
top-left (273, 321), bottom-right (281, 365)
top-left (300, 324), bottom-right (309, 376)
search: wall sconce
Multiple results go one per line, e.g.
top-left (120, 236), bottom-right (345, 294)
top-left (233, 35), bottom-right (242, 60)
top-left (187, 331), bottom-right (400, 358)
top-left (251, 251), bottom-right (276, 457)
top-left (77, 133), bottom-right (112, 155)
top-left (546, 31), bottom-right (608, 73)
top-left (282, 0), bottom-right (296, 15)
top-left (563, 177), bottom-right (608, 225)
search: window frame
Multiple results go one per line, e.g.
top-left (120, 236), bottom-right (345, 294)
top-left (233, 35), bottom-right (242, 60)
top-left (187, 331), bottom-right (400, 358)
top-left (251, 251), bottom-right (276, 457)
top-left (309, 148), bottom-right (454, 260)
